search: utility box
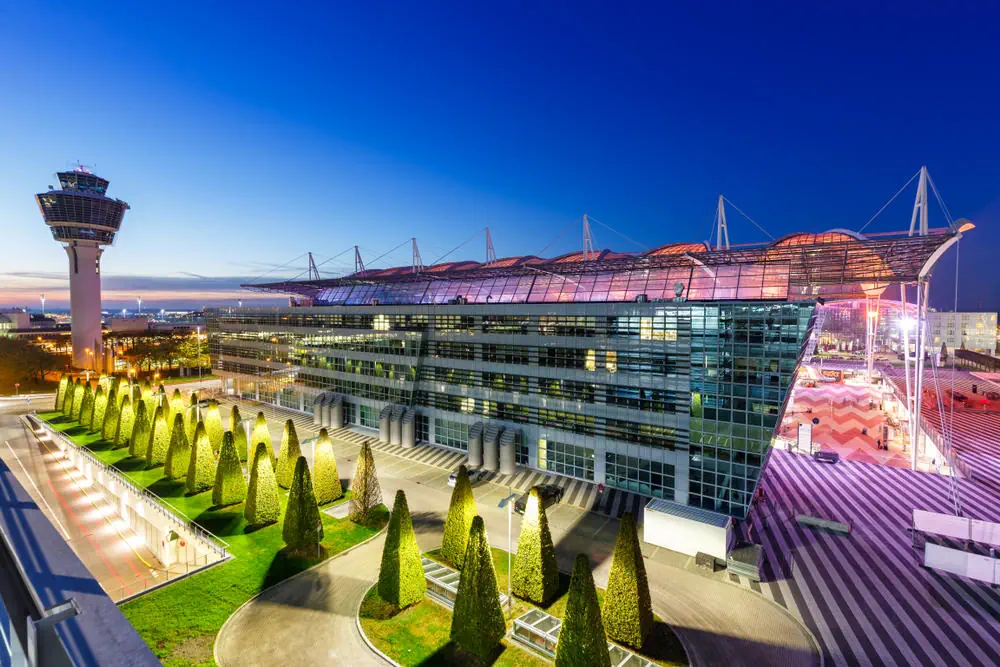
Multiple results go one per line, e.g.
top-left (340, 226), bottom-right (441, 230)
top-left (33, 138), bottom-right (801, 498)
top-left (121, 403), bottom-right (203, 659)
top-left (643, 498), bottom-right (733, 561)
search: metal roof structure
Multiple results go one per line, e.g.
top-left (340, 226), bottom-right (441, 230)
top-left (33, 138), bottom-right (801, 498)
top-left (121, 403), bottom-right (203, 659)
top-left (244, 226), bottom-right (966, 307)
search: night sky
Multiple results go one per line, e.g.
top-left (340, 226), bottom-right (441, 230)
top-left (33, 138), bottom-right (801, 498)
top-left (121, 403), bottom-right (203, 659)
top-left (1, 2), bottom-right (997, 310)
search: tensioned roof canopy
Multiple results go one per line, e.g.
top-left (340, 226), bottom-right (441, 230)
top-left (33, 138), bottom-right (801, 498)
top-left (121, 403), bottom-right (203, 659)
top-left (244, 227), bottom-right (964, 307)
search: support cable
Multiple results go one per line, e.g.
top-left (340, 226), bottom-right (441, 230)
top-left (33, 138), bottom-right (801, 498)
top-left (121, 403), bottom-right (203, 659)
top-left (535, 220), bottom-right (577, 258)
top-left (247, 252), bottom-right (309, 284)
top-left (429, 228), bottom-right (487, 266)
top-left (284, 246), bottom-right (355, 282)
top-left (721, 196), bottom-right (775, 240)
top-left (927, 174), bottom-right (957, 230)
top-left (585, 216), bottom-right (649, 252)
top-left (858, 170), bottom-right (920, 234)
top-left (365, 238), bottom-right (416, 269)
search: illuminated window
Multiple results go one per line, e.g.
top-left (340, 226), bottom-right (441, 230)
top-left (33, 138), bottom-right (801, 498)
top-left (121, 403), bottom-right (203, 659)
top-left (460, 397), bottom-right (475, 414)
top-left (585, 350), bottom-right (597, 371)
top-left (606, 350), bottom-right (617, 373)
top-left (373, 314), bottom-right (391, 331)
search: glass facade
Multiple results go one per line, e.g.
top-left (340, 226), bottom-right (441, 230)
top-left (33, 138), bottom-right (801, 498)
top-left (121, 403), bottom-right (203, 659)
top-left (208, 300), bottom-right (814, 519)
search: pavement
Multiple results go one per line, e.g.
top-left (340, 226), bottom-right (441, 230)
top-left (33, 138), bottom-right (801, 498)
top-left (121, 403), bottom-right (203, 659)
top-left (0, 400), bottom-right (164, 602)
top-left (214, 395), bottom-right (819, 667)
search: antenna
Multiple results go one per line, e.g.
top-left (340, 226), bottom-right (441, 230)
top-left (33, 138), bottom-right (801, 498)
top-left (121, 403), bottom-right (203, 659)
top-left (485, 227), bottom-right (497, 265)
top-left (582, 214), bottom-right (595, 261)
top-left (307, 252), bottom-right (321, 281)
top-left (715, 194), bottom-right (730, 250)
top-left (412, 238), bottom-right (423, 273)
top-left (40, 294), bottom-right (45, 315)
top-left (909, 166), bottom-right (929, 237)
top-left (354, 245), bottom-right (366, 274)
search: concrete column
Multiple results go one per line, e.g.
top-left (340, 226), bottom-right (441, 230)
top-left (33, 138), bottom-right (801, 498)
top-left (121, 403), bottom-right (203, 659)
top-left (483, 424), bottom-right (501, 472)
top-left (330, 399), bottom-right (343, 429)
top-left (379, 405), bottom-right (392, 443)
top-left (401, 408), bottom-right (416, 449)
top-left (499, 428), bottom-right (517, 475)
top-left (467, 422), bottom-right (484, 467)
top-left (65, 242), bottom-right (103, 370)
top-left (390, 405), bottom-right (404, 446)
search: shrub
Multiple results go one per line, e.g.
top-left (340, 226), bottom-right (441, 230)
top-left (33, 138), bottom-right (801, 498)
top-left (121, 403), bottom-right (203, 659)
top-left (245, 442), bottom-right (280, 527)
top-left (378, 489), bottom-right (425, 608)
top-left (450, 516), bottom-right (505, 659)
top-left (602, 512), bottom-right (653, 649)
top-left (55, 376), bottom-right (69, 412)
top-left (141, 382), bottom-right (157, 420)
top-left (70, 382), bottom-right (85, 421)
top-left (204, 400), bottom-right (224, 454)
top-left (556, 554), bottom-right (611, 667)
top-left (90, 386), bottom-right (107, 433)
top-left (185, 392), bottom-right (199, 443)
top-left (168, 388), bottom-right (184, 428)
top-left (276, 420), bottom-right (302, 488)
top-left (146, 405), bottom-right (171, 467)
top-left (164, 414), bottom-right (191, 480)
top-left (186, 422), bottom-right (215, 494)
top-left (129, 400), bottom-right (151, 459)
top-left (114, 396), bottom-right (135, 449)
top-left (213, 431), bottom-right (247, 506)
top-left (282, 457), bottom-right (323, 551)
top-left (102, 388), bottom-right (119, 441)
top-left (251, 412), bottom-right (273, 465)
top-left (230, 405), bottom-right (248, 461)
top-left (512, 486), bottom-right (559, 604)
top-left (349, 442), bottom-right (382, 523)
top-left (62, 379), bottom-right (77, 417)
top-left (79, 384), bottom-right (94, 427)
top-left (312, 428), bottom-right (342, 504)
top-left (441, 464), bottom-right (477, 569)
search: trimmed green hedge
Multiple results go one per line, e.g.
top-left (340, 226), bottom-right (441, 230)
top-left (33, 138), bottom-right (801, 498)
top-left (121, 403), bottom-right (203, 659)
top-left (165, 414), bottom-right (191, 480)
top-left (186, 422), bottom-right (215, 494)
top-left (441, 465), bottom-right (477, 569)
top-left (129, 400), bottom-right (151, 459)
top-left (79, 384), bottom-right (94, 428)
top-left (213, 431), bottom-right (247, 507)
top-left (90, 385), bottom-right (107, 433)
top-left (114, 396), bottom-right (135, 449)
top-left (55, 376), bottom-right (69, 412)
top-left (245, 442), bottom-right (280, 527)
top-left (349, 442), bottom-right (382, 523)
top-left (230, 405), bottom-right (248, 461)
top-left (168, 388), bottom-right (184, 430)
top-left (204, 400), bottom-right (224, 454)
top-left (185, 392), bottom-right (199, 443)
top-left (450, 516), bottom-right (506, 659)
top-left (102, 388), bottom-right (119, 441)
top-left (62, 379), bottom-right (77, 417)
top-left (282, 456), bottom-right (323, 551)
top-left (146, 405), bottom-right (171, 466)
top-left (312, 428), bottom-right (342, 504)
top-left (251, 412), bottom-right (273, 466)
top-left (602, 512), bottom-right (653, 649)
top-left (556, 554), bottom-right (610, 667)
top-left (378, 489), bottom-right (426, 608)
top-left (511, 487), bottom-right (559, 604)
top-left (70, 382), bottom-right (84, 420)
top-left (276, 420), bottom-right (301, 489)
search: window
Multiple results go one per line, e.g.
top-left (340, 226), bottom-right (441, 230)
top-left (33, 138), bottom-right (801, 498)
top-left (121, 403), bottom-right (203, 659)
top-left (434, 418), bottom-right (469, 450)
top-left (604, 453), bottom-right (674, 498)
top-left (538, 439), bottom-right (595, 480)
top-left (359, 405), bottom-right (378, 429)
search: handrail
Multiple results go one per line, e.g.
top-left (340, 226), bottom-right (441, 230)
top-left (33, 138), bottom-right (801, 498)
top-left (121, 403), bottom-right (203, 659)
top-left (26, 416), bottom-right (230, 558)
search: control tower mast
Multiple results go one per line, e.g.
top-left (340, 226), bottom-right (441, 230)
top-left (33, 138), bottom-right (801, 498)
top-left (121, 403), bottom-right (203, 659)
top-left (35, 167), bottom-right (130, 371)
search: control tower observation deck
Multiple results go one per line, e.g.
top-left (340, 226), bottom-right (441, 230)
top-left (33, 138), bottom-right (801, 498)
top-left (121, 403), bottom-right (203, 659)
top-left (35, 167), bottom-right (130, 370)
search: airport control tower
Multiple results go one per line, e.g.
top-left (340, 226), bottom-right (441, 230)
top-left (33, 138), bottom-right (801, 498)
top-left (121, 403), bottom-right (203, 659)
top-left (36, 167), bottom-right (130, 370)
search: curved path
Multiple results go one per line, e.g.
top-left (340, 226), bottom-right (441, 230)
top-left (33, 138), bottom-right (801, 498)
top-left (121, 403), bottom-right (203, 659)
top-left (216, 452), bottom-right (819, 667)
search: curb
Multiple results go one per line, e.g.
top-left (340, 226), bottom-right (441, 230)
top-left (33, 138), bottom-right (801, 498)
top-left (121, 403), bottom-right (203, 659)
top-left (355, 583), bottom-right (402, 667)
top-left (213, 523), bottom-right (388, 667)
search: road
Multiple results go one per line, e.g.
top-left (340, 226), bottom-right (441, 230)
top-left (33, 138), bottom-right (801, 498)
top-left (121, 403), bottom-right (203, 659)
top-left (0, 399), bottom-right (165, 601)
top-left (216, 415), bottom-right (819, 667)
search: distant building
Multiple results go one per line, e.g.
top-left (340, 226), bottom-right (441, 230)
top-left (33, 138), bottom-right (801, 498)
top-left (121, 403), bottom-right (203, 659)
top-left (928, 311), bottom-right (997, 355)
top-left (0, 310), bottom-right (31, 333)
top-left (109, 317), bottom-right (151, 333)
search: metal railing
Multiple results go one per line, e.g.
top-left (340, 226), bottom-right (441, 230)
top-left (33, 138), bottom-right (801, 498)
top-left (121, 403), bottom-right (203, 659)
top-left (25, 416), bottom-right (230, 560)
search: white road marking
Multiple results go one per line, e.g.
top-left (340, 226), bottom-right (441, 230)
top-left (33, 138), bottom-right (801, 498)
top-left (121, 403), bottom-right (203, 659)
top-left (5, 439), bottom-right (73, 541)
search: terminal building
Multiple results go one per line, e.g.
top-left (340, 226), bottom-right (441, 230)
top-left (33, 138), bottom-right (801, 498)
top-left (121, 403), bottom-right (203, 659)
top-left (208, 228), bottom-right (962, 519)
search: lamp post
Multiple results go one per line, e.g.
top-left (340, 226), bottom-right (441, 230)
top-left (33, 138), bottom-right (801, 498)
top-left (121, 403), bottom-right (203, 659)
top-left (241, 417), bottom-right (254, 462)
top-left (196, 326), bottom-right (203, 385)
top-left (498, 490), bottom-right (518, 609)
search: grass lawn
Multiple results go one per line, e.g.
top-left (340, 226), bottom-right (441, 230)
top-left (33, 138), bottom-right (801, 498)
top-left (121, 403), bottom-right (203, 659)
top-left (359, 547), bottom-right (687, 666)
top-left (39, 411), bottom-right (388, 667)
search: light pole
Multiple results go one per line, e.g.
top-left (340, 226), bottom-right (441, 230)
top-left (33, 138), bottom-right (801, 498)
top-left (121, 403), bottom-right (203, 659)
top-left (498, 490), bottom-right (518, 610)
top-left (196, 326), bottom-right (203, 384)
top-left (241, 417), bottom-right (254, 462)
top-left (40, 294), bottom-right (45, 315)
top-left (136, 296), bottom-right (142, 315)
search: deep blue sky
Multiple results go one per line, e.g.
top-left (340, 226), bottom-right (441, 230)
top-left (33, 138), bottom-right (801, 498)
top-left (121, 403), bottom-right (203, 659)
top-left (1, 2), bottom-right (998, 309)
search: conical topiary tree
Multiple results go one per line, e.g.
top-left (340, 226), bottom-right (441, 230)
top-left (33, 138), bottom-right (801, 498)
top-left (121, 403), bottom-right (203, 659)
top-left (442, 464), bottom-right (477, 569)
top-left (186, 422), bottom-right (215, 494)
top-left (312, 428), bottom-right (342, 504)
top-left (349, 442), bottom-right (382, 523)
top-left (245, 442), bottom-right (280, 527)
top-left (204, 400), bottom-right (224, 454)
top-left (90, 385), bottom-right (107, 433)
top-left (276, 420), bottom-right (302, 488)
top-left (70, 382), bottom-right (85, 421)
top-left (102, 387), bottom-right (119, 441)
top-left (55, 376), bottom-right (69, 412)
top-left (165, 414), bottom-right (191, 480)
top-left (378, 489), bottom-right (425, 608)
top-left (184, 392), bottom-right (199, 443)
top-left (168, 388), bottom-right (184, 429)
top-left (79, 384), bottom-right (94, 427)
top-left (213, 431), bottom-right (247, 506)
top-left (114, 395), bottom-right (135, 449)
top-left (450, 516), bottom-right (506, 659)
top-left (282, 456), bottom-right (323, 552)
top-left (146, 405), bottom-right (171, 467)
top-left (141, 381), bottom-right (157, 419)
top-left (602, 512), bottom-right (653, 648)
top-left (251, 412), bottom-right (273, 465)
top-left (62, 379), bottom-right (77, 417)
top-left (512, 486), bottom-right (559, 604)
top-left (555, 554), bottom-right (611, 667)
top-left (129, 400), bottom-right (151, 459)
top-left (230, 405), bottom-right (248, 461)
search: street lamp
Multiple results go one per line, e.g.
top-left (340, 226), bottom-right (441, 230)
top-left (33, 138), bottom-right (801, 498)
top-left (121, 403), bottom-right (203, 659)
top-left (85, 348), bottom-right (93, 382)
top-left (498, 490), bottom-right (518, 610)
top-left (241, 417), bottom-right (254, 462)
top-left (196, 326), bottom-right (203, 384)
